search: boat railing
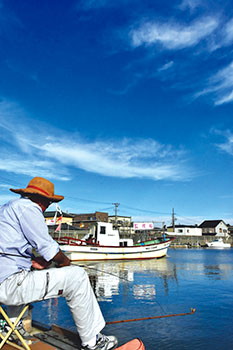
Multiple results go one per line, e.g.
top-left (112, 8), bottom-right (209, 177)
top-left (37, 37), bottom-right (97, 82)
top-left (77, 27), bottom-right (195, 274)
top-left (55, 236), bottom-right (100, 246)
top-left (55, 236), bottom-right (86, 246)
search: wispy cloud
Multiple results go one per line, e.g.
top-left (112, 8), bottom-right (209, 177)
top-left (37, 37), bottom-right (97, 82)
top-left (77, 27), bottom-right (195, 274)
top-left (178, 0), bottom-right (203, 12)
top-left (222, 18), bottom-right (233, 46)
top-left (0, 184), bottom-right (12, 188)
top-left (0, 101), bottom-right (193, 182)
top-left (213, 129), bottom-right (233, 155)
top-left (129, 16), bottom-right (219, 50)
top-left (158, 61), bottom-right (174, 72)
top-left (195, 61), bottom-right (233, 105)
top-left (38, 139), bottom-right (189, 181)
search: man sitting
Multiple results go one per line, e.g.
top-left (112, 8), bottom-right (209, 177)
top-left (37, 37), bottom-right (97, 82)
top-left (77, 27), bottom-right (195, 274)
top-left (0, 177), bottom-right (118, 350)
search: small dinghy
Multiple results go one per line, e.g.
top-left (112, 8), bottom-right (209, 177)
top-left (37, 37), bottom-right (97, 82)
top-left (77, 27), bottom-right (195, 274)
top-left (116, 338), bottom-right (145, 349)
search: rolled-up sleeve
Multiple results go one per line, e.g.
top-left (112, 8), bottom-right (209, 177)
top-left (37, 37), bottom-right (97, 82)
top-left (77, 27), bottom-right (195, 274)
top-left (19, 204), bottom-right (59, 261)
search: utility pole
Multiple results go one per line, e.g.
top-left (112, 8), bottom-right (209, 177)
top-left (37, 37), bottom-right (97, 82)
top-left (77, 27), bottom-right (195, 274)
top-left (172, 208), bottom-right (176, 232)
top-left (112, 203), bottom-right (120, 228)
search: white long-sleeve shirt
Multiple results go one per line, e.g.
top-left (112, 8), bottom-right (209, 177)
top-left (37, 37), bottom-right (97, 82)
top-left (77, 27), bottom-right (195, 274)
top-left (0, 197), bottom-right (59, 283)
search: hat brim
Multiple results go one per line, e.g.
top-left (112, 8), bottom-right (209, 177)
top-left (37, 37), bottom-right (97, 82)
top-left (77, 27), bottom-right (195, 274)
top-left (10, 188), bottom-right (64, 202)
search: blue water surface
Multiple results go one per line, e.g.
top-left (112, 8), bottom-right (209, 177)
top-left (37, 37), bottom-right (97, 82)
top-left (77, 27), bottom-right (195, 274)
top-left (33, 248), bottom-right (233, 349)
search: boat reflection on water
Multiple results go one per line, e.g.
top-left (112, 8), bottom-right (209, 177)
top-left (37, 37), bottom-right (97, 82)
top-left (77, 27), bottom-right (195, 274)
top-left (81, 257), bottom-right (178, 301)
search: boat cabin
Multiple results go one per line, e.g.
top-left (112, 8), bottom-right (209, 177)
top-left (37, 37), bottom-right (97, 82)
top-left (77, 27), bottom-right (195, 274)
top-left (86, 222), bottom-right (134, 247)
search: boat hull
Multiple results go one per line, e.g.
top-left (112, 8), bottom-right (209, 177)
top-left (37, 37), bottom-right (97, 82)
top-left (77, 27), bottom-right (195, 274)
top-left (206, 243), bottom-right (231, 248)
top-left (60, 240), bottom-right (172, 261)
top-left (206, 238), bottom-right (231, 248)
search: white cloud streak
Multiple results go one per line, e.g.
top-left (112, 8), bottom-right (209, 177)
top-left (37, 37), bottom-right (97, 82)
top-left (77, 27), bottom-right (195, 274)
top-left (0, 101), bottom-right (193, 182)
top-left (223, 18), bottom-right (233, 45)
top-left (214, 130), bottom-right (233, 155)
top-left (37, 139), bottom-right (188, 181)
top-left (130, 17), bottom-right (218, 50)
top-left (178, 0), bottom-right (202, 12)
top-left (195, 61), bottom-right (233, 105)
top-left (158, 61), bottom-right (174, 72)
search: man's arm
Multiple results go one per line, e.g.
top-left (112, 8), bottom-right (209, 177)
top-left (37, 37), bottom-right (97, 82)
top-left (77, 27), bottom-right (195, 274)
top-left (52, 249), bottom-right (71, 267)
top-left (32, 250), bottom-right (70, 269)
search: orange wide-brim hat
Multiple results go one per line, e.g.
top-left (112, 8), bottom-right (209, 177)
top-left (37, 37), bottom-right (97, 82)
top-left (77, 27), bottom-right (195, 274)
top-left (10, 177), bottom-right (64, 202)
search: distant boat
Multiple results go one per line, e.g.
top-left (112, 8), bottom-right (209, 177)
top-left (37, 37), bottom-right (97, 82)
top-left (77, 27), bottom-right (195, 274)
top-left (57, 222), bottom-right (174, 261)
top-left (206, 238), bottom-right (231, 248)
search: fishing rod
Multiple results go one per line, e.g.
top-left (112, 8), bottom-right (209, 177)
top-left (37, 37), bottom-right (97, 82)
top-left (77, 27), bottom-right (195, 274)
top-left (0, 252), bottom-right (131, 283)
top-left (106, 308), bottom-right (196, 325)
top-left (0, 252), bottom-right (29, 259)
top-left (0, 252), bottom-right (130, 282)
top-left (75, 263), bottom-right (130, 282)
top-left (0, 252), bottom-right (194, 320)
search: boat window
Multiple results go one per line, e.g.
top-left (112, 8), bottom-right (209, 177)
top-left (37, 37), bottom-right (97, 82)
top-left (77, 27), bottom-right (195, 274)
top-left (124, 241), bottom-right (128, 247)
top-left (100, 226), bottom-right (106, 234)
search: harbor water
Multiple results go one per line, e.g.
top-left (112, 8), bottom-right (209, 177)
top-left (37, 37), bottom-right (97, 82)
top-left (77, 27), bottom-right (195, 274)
top-left (33, 248), bottom-right (233, 349)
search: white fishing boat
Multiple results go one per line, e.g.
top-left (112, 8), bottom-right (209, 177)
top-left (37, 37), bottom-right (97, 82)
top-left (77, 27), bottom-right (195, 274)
top-left (206, 238), bottom-right (231, 248)
top-left (57, 222), bottom-right (174, 261)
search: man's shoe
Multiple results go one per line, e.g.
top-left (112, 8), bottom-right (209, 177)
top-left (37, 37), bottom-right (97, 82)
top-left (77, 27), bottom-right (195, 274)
top-left (82, 333), bottom-right (118, 350)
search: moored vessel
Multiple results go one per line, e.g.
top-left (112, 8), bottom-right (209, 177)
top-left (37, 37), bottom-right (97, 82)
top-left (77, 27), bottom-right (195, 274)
top-left (57, 222), bottom-right (174, 261)
top-left (206, 238), bottom-right (231, 248)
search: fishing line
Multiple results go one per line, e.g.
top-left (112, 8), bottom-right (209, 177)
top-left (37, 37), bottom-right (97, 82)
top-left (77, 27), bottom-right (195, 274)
top-left (74, 263), bottom-right (167, 315)
top-left (73, 263), bottom-right (130, 283)
top-left (0, 252), bottom-right (129, 282)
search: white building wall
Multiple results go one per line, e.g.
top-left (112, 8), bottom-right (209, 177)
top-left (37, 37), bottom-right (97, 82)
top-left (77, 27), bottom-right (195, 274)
top-left (215, 222), bottom-right (229, 237)
top-left (173, 227), bottom-right (202, 236)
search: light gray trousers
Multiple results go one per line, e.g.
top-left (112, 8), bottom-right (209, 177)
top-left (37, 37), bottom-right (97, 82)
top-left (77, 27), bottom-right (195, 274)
top-left (0, 266), bottom-right (105, 343)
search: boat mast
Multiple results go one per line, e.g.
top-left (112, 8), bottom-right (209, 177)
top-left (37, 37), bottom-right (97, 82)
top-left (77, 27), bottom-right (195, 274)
top-left (112, 202), bottom-right (120, 229)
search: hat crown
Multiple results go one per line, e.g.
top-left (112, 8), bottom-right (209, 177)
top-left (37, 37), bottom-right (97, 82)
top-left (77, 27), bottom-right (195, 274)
top-left (27, 177), bottom-right (55, 197)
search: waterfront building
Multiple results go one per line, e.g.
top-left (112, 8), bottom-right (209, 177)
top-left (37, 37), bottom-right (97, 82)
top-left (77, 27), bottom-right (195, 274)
top-left (73, 211), bottom-right (108, 230)
top-left (199, 220), bottom-right (229, 237)
top-left (44, 211), bottom-right (75, 226)
top-left (166, 225), bottom-right (202, 236)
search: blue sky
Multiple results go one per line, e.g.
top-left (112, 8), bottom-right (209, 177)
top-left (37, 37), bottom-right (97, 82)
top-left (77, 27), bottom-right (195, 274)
top-left (1, 0), bottom-right (233, 226)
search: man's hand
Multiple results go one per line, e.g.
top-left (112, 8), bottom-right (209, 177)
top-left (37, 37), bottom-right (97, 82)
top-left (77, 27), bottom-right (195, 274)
top-left (52, 249), bottom-right (70, 267)
top-left (32, 257), bottom-right (51, 270)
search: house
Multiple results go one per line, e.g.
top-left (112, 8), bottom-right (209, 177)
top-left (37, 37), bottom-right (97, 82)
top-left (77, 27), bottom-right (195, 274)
top-left (73, 211), bottom-right (108, 230)
top-left (167, 225), bottom-right (202, 236)
top-left (199, 220), bottom-right (229, 237)
top-left (44, 211), bottom-right (74, 226)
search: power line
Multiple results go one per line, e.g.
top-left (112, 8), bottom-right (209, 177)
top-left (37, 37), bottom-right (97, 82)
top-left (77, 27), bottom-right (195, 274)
top-left (120, 204), bottom-right (171, 215)
top-left (65, 195), bottom-right (112, 206)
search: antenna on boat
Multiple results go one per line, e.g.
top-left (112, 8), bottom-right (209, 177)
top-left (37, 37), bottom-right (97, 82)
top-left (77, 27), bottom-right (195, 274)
top-left (112, 202), bottom-right (120, 229)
